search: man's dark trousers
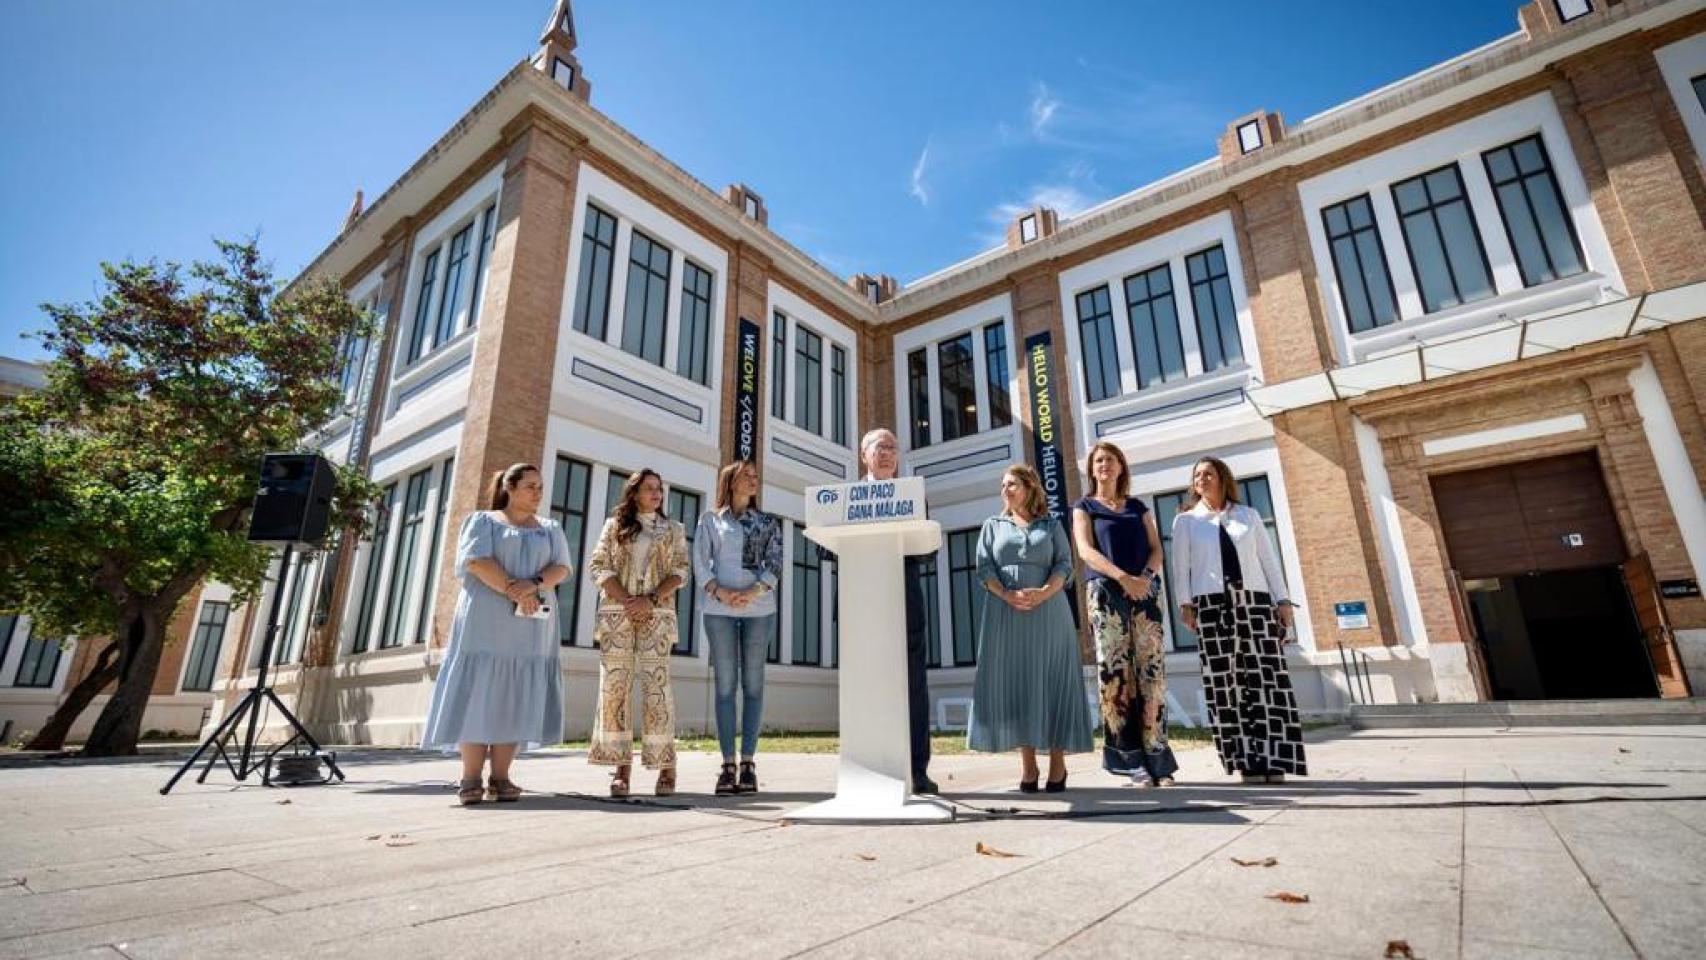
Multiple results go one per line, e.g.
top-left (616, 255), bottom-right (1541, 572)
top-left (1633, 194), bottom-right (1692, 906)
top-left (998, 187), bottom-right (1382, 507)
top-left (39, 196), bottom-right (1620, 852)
top-left (903, 554), bottom-right (931, 783)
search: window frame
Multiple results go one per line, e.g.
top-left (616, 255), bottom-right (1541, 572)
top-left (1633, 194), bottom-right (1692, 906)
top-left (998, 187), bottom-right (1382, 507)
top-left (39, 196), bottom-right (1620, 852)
top-left (1480, 134), bottom-right (1587, 289)
top-left (794, 325), bottom-right (823, 435)
top-left (676, 259), bottom-right (713, 385)
top-left (1390, 163), bottom-right (1497, 315)
top-left (573, 202), bottom-right (619, 341)
top-left (1121, 262), bottom-right (1189, 388)
top-left (549, 456), bottom-right (594, 648)
top-left (983, 322), bottom-right (1012, 429)
top-left (791, 524), bottom-right (826, 667)
top-left (620, 228), bottom-right (673, 368)
top-left (1184, 244), bottom-right (1244, 374)
top-left (182, 600), bottom-right (231, 693)
top-left (907, 348), bottom-right (931, 449)
top-left (349, 484), bottom-right (396, 655)
top-left (936, 331), bottom-right (978, 442)
top-left (1075, 285), bottom-right (1121, 403)
top-left (1320, 194), bottom-right (1401, 334)
top-left (946, 528), bottom-right (982, 667)
top-left (377, 467), bottom-right (433, 650)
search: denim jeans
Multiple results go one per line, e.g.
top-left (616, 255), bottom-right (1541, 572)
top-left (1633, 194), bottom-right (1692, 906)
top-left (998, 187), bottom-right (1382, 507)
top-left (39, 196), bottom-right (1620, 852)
top-left (704, 614), bottom-right (776, 760)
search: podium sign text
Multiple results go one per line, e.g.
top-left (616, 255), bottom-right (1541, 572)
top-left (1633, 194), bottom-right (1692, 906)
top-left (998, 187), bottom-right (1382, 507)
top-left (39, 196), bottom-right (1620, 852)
top-left (805, 477), bottom-right (927, 529)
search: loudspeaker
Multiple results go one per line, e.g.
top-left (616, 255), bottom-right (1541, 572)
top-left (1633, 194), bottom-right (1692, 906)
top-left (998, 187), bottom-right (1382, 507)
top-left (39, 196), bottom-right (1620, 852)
top-left (248, 453), bottom-right (337, 544)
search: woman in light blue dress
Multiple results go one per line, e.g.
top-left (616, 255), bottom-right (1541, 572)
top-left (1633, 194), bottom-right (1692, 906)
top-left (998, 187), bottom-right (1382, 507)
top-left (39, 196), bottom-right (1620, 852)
top-left (968, 464), bottom-right (1094, 792)
top-left (422, 463), bottom-right (572, 805)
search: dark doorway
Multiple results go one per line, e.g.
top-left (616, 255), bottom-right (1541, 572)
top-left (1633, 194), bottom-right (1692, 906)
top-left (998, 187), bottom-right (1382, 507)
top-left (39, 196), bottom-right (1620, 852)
top-left (1464, 567), bottom-right (1657, 700)
top-left (1433, 451), bottom-right (1664, 701)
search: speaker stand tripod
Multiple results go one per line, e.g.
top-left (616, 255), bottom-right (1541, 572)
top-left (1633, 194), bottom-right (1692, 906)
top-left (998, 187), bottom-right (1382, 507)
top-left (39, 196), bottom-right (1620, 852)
top-left (161, 543), bottom-right (345, 794)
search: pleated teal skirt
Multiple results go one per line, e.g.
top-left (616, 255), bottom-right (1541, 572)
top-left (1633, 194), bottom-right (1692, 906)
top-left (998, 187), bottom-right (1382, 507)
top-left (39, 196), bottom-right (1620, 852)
top-left (968, 590), bottom-right (1094, 753)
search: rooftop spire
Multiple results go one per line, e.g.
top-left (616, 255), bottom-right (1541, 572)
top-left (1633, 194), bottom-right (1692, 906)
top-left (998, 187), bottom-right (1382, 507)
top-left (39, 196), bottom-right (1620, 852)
top-left (534, 0), bottom-right (591, 101)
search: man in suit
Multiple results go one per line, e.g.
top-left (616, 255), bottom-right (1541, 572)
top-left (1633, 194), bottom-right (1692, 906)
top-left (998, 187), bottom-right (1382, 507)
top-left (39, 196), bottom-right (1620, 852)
top-left (859, 428), bottom-right (937, 794)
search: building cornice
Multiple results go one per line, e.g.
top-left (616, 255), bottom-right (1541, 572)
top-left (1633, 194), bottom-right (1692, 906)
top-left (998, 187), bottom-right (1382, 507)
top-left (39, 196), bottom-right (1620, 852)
top-left (880, 0), bottom-right (1705, 325)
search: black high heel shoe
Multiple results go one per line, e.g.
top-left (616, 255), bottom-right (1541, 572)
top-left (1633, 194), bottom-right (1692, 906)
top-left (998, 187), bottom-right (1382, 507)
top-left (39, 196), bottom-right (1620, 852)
top-left (1019, 777), bottom-right (1040, 793)
top-left (1044, 772), bottom-right (1068, 793)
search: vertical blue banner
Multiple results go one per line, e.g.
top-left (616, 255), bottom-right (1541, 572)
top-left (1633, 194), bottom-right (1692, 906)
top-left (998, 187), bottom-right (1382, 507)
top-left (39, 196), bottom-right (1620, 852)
top-left (735, 316), bottom-right (761, 463)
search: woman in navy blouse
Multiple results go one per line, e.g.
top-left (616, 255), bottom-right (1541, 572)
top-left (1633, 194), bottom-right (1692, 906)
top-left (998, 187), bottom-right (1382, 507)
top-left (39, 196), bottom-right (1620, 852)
top-left (1072, 442), bottom-right (1178, 787)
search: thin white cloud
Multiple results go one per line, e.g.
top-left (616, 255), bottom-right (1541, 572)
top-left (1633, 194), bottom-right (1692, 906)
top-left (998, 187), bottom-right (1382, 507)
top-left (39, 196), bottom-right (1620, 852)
top-left (909, 139), bottom-right (932, 207)
top-left (1029, 83), bottom-right (1059, 137)
top-left (978, 182), bottom-right (1098, 248)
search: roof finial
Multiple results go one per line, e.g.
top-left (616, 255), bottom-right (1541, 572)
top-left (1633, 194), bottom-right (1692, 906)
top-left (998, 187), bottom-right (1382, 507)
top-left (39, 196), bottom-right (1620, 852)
top-left (342, 189), bottom-right (364, 233)
top-left (534, 0), bottom-right (590, 101)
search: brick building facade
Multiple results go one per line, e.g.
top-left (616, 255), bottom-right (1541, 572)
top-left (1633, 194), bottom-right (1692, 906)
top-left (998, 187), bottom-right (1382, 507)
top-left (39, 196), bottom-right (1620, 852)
top-left (26, 0), bottom-right (1695, 748)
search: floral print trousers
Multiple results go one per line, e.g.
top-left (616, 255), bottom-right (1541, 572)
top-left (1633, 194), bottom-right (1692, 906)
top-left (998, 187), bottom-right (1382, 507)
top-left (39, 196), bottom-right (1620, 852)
top-left (589, 607), bottom-right (678, 770)
top-left (1088, 580), bottom-right (1179, 781)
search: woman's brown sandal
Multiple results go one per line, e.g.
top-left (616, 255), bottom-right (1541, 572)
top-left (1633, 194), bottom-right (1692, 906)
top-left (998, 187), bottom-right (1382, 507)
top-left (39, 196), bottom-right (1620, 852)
top-left (655, 769), bottom-right (676, 797)
top-left (487, 778), bottom-right (523, 802)
top-left (610, 765), bottom-right (631, 798)
top-left (457, 777), bottom-right (485, 806)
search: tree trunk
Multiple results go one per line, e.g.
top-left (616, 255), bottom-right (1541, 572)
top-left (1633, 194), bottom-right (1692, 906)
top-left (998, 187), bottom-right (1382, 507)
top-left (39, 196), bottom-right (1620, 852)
top-left (81, 607), bottom-right (170, 757)
top-left (23, 633), bottom-right (124, 751)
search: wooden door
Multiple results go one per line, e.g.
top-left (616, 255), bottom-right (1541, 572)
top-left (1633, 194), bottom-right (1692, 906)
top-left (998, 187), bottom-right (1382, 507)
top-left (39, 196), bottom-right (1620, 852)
top-left (1624, 552), bottom-right (1692, 699)
top-left (1431, 452), bottom-right (1625, 578)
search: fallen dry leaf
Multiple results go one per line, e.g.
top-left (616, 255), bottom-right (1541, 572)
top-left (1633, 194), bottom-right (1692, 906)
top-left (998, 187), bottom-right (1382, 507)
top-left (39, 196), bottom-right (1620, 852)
top-left (853, 853), bottom-right (877, 862)
top-left (1617, 747), bottom-right (1631, 754)
top-left (975, 841), bottom-right (1022, 858)
top-left (1231, 856), bottom-right (1278, 868)
top-left (275, 799), bottom-right (292, 805)
top-left (365, 834), bottom-right (382, 841)
top-left (383, 833), bottom-right (416, 848)
top-left (1384, 941), bottom-right (1416, 959)
top-left (1265, 891), bottom-right (1310, 904)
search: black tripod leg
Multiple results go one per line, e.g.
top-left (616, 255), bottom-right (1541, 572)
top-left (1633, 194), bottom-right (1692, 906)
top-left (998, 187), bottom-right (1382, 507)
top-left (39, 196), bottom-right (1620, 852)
top-left (259, 688), bottom-right (345, 781)
top-left (161, 690), bottom-right (255, 795)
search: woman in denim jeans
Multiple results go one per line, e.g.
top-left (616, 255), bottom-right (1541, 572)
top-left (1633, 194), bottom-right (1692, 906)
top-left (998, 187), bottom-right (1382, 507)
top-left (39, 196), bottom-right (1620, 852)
top-left (693, 460), bottom-right (783, 795)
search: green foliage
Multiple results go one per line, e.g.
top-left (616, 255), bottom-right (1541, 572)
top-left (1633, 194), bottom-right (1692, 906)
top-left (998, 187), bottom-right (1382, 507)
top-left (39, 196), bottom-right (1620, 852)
top-left (0, 238), bottom-right (383, 639)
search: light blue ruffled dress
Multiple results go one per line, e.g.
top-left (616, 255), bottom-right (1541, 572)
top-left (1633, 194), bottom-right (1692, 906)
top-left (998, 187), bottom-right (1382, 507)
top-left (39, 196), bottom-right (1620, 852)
top-left (967, 514), bottom-right (1094, 754)
top-left (421, 511), bottom-right (569, 751)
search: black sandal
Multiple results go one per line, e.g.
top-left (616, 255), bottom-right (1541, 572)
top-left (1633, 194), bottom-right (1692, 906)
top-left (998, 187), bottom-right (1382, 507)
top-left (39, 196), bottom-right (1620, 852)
top-left (737, 760), bottom-right (758, 794)
top-left (715, 762), bottom-right (738, 796)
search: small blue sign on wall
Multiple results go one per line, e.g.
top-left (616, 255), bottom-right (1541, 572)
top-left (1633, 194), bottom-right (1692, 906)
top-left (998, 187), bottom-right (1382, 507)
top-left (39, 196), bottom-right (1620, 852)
top-left (1334, 601), bottom-right (1370, 630)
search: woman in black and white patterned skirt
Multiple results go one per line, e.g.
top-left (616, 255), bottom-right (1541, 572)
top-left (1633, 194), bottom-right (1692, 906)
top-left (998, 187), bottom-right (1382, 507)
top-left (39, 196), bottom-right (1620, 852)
top-left (1169, 457), bottom-right (1307, 784)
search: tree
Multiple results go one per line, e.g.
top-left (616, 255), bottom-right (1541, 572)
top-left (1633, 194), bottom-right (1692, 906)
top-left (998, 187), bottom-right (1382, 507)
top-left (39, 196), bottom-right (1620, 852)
top-left (0, 239), bottom-right (379, 755)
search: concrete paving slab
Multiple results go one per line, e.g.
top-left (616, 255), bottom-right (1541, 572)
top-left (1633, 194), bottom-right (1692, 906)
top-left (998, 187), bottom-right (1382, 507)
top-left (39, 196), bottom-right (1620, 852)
top-left (0, 727), bottom-right (1702, 960)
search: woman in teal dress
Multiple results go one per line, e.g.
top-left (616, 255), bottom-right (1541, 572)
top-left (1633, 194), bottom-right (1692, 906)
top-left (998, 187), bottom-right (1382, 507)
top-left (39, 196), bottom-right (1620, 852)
top-left (968, 464), bottom-right (1094, 792)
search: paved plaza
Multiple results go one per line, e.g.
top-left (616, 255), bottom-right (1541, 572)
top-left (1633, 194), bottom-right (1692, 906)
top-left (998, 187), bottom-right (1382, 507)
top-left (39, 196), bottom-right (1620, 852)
top-left (1, 725), bottom-right (1704, 959)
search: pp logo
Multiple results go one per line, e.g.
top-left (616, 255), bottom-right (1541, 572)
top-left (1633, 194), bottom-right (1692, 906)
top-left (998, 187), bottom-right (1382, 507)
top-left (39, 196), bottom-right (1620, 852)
top-left (815, 489), bottom-right (839, 505)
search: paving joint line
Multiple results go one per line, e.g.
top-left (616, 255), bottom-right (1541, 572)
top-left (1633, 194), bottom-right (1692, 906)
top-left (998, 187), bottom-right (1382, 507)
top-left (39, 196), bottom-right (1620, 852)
top-left (1038, 806), bottom-right (1285, 956)
top-left (772, 819), bottom-right (1127, 958)
top-left (1512, 765), bottom-right (1645, 960)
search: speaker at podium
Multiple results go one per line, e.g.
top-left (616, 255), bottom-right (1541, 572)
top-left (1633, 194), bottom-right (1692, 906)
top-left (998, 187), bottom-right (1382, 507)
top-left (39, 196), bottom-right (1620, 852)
top-left (794, 477), bottom-right (951, 823)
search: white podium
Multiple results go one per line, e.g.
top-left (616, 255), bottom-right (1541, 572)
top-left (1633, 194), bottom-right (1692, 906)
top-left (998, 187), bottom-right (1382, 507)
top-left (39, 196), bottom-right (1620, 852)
top-left (791, 479), bottom-right (952, 823)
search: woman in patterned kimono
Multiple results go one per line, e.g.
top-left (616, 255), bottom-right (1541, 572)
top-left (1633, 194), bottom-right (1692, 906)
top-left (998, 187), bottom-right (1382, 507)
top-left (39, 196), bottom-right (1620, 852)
top-left (1170, 457), bottom-right (1307, 784)
top-left (587, 469), bottom-right (691, 797)
top-left (1072, 442), bottom-right (1178, 787)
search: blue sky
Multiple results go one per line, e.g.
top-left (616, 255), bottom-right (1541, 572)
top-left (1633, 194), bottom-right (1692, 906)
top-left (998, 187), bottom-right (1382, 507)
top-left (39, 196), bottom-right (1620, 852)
top-left (0, 1), bottom-right (1517, 362)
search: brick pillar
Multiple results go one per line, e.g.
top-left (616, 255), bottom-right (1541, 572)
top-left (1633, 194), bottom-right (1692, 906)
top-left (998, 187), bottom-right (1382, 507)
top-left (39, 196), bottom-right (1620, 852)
top-left (719, 242), bottom-right (772, 470)
top-left (1376, 426), bottom-right (1467, 652)
top-left (862, 325), bottom-right (896, 452)
top-left (1229, 172), bottom-right (1338, 380)
top-left (1557, 40), bottom-right (1706, 291)
top-left (1272, 405), bottom-right (1397, 650)
top-left (1009, 263), bottom-right (1093, 660)
top-left (429, 110), bottom-right (583, 646)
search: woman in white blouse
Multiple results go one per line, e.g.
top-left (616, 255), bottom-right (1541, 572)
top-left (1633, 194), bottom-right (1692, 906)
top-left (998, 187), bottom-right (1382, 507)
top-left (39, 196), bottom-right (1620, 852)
top-left (1170, 457), bottom-right (1307, 784)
